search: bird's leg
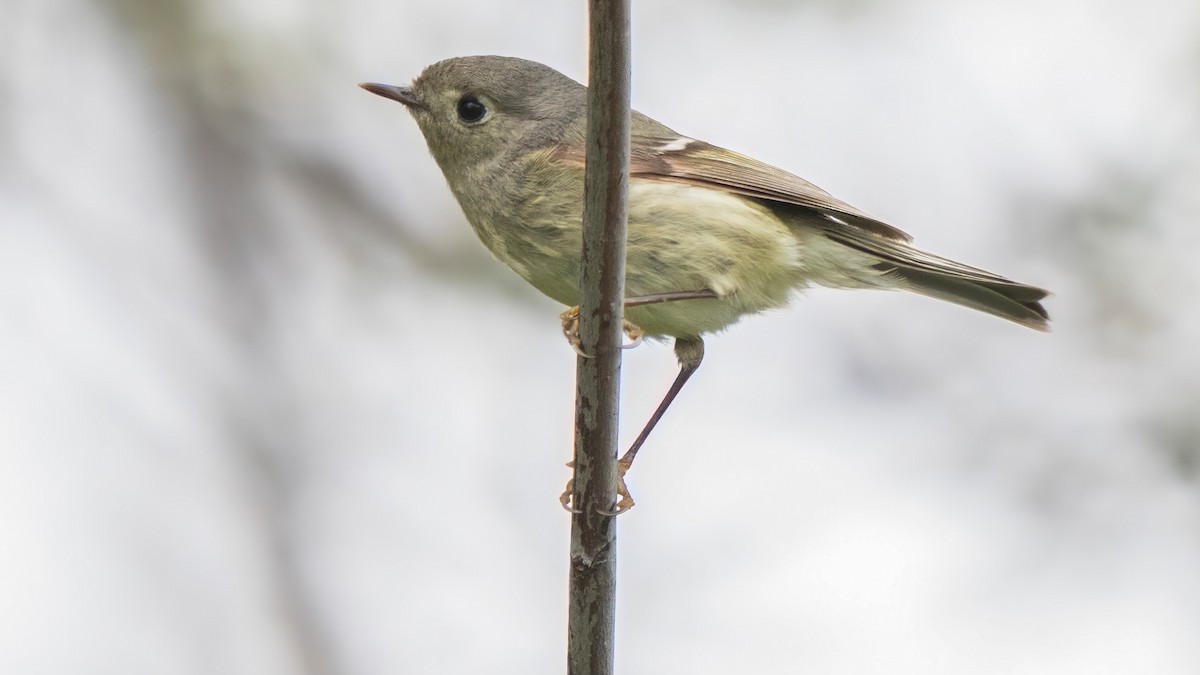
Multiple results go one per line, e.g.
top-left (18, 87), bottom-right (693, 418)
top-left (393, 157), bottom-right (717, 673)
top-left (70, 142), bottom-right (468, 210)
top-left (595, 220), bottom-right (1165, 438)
top-left (559, 289), bottom-right (717, 513)
top-left (623, 290), bottom-right (721, 308)
top-left (560, 335), bottom-right (707, 514)
top-left (559, 289), bottom-right (718, 357)
top-left (600, 336), bottom-right (704, 515)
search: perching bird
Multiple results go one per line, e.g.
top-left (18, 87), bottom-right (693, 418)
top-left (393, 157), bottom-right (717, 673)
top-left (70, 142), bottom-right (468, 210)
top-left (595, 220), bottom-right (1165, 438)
top-left (361, 55), bottom-right (1049, 512)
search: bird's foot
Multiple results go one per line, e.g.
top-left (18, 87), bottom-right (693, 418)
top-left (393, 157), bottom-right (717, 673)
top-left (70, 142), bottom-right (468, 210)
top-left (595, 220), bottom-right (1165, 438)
top-left (559, 457), bottom-right (635, 515)
top-left (559, 306), bottom-right (644, 358)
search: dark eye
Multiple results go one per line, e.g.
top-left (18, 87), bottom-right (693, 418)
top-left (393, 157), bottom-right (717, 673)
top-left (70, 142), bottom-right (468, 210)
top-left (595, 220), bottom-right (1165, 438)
top-left (456, 95), bottom-right (487, 123)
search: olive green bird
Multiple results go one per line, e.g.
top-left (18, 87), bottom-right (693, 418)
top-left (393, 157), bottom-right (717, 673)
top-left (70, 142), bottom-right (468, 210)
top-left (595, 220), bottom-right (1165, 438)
top-left (362, 56), bottom-right (1049, 513)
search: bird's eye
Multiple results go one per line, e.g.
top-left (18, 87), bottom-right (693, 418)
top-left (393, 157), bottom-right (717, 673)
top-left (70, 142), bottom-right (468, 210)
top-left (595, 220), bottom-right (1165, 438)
top-left (456, 95), bottom-right (488, 123)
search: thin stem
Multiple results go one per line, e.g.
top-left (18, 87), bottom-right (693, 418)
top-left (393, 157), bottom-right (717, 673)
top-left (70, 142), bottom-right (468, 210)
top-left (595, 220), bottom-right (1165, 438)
top-left (566, 1), bottom-right (631, 675)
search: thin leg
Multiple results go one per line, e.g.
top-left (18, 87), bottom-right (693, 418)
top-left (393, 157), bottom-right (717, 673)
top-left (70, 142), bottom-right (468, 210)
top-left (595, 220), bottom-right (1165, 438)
top-left (624, 289), bottom-right (718, 309)
top-left (620, 336), bottom-right (705, 468)
top-left (600, 336), bottom-right (704, 514)
top-left (559, 290), bottom-right (716, 514)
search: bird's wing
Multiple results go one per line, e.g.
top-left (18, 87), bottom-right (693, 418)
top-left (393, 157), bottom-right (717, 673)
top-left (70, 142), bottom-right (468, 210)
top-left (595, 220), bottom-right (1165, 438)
top-left (552, 132), bottom-right (913, 243)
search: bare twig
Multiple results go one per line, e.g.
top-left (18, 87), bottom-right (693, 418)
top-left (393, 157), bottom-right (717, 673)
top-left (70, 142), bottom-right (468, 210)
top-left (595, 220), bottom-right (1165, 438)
top-left (566, 0), bottom-right (631, 673)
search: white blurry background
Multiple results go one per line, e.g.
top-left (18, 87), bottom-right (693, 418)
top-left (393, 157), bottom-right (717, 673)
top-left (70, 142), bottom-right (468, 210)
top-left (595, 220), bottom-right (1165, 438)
top-left (2, 0), bottom-right (1199, 673)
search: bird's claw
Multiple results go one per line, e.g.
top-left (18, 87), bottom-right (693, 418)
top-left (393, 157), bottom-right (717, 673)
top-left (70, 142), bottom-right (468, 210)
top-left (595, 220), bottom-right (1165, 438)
top-left (559, 462), bottom-right (583, 513)
top-left (560, 307), bottom-right (590, 357)
top-left (620, 323), bottom-right (644, 350)
top-left (560, 306), bottom-right (644, 357)
top-left (559, 458), bottom-right (635, 515)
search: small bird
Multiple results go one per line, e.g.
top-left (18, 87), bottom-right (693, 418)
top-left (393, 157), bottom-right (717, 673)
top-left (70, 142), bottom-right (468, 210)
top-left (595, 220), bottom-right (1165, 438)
top-left (361, 55), bottom-right (1049, 513)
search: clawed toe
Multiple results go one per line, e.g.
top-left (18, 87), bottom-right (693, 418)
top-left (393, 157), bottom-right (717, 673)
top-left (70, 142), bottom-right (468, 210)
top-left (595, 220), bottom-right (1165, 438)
top-left (559, 307), bottom-right (591, 358)
top-left (560, 307), bottom-right (644, 356)
top-left (621, 320), bottom-right (644, 350)
top-left (560, 458), bottom-right (636, 515)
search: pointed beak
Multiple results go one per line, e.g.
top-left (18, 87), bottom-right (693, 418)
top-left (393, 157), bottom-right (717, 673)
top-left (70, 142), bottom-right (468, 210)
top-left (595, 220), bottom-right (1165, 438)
top-left (359, 82), bottom-right (425, 110)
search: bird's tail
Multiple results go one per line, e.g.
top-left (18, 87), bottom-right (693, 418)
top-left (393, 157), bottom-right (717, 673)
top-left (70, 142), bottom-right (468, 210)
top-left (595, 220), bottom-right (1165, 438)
top-left (822, 227), bottom-right (1050, 331)
top-left (883, 263), bottom-right (1050, 331)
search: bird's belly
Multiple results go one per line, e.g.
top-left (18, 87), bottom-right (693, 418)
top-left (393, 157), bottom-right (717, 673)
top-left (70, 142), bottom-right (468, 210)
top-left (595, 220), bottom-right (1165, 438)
top-left (480, 181), bottom-right (811, 338)
top-left (622, 183), bottom-right (804, 336)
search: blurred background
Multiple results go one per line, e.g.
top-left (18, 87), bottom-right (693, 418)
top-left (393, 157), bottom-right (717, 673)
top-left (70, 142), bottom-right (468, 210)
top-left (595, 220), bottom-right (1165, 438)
top-left (2, 0), bottom-right (1199, 673)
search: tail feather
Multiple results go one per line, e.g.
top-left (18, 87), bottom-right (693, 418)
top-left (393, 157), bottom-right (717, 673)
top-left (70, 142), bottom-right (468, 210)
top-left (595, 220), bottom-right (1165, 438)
top-left (881, 264), bottom-right (1050, 331)
top-left (821, 226), bottom-right (1051, 331)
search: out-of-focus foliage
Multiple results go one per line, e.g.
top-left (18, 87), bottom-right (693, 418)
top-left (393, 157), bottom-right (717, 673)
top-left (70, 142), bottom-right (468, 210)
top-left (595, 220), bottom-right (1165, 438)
top-left (2, 0), bottom-right (1198, 674)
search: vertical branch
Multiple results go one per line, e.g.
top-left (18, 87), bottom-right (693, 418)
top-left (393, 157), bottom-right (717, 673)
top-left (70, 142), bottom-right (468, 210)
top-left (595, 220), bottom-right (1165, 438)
top-left (567, 0), bottom-right (631, 674)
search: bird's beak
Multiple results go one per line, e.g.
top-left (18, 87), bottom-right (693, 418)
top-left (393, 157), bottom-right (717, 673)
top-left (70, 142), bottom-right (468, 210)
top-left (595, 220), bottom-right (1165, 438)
top-left (359, 82), bottom-right (425, 110)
